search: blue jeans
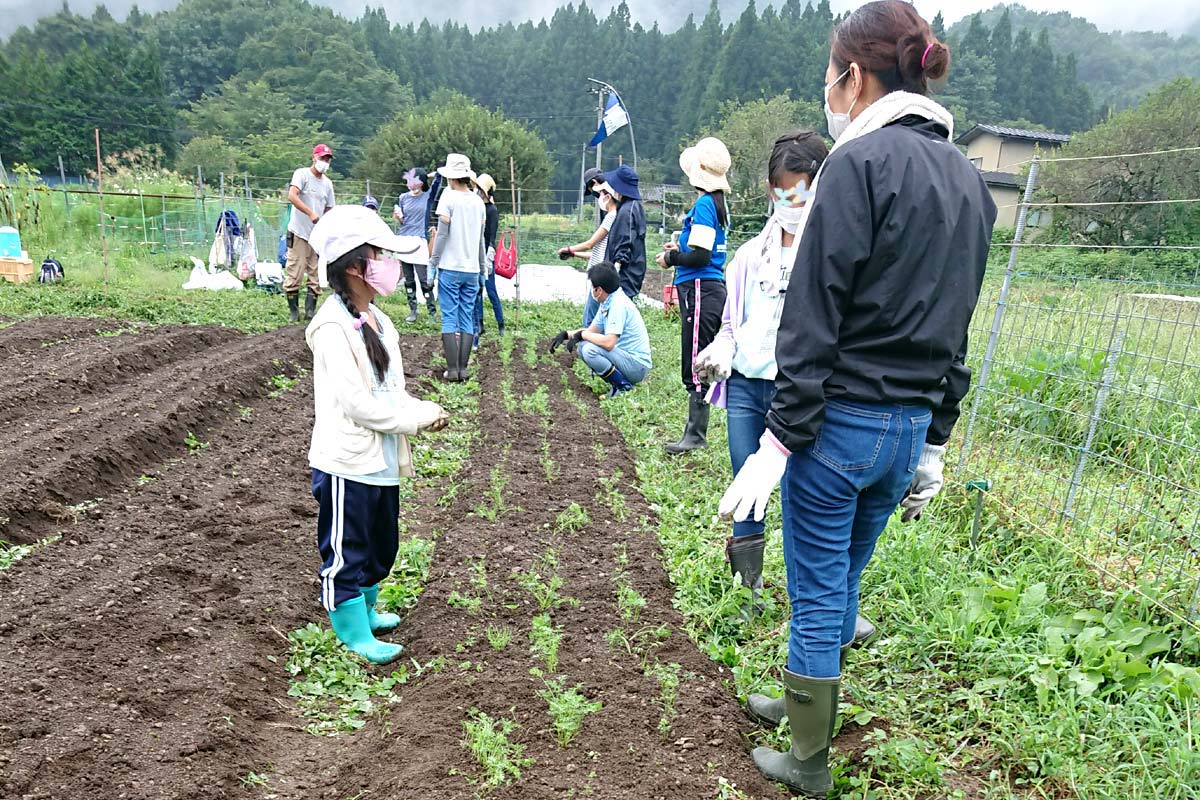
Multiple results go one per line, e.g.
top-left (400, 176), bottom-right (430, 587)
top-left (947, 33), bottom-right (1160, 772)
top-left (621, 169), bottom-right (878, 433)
top-left (726, 372), bottom-right (774, 539)
top-left (438, 269), bottom-right (480, 334)
top-left (475, 272), bottom-right (504, 333)
top-left (582, 290), bottom-right (599, 327)
top-left (577, 341), bottom-right (650, 384)
top-left (780, 399), bottom-right (932, 677)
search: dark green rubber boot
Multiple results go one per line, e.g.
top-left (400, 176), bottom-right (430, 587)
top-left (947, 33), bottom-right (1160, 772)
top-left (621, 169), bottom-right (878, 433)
top-left (751, 669), bottom-right (839, 797)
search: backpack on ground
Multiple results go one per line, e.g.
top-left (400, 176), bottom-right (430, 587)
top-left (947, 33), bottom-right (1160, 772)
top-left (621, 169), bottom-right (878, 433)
top-left (38, 256), bottom-right (64, 284)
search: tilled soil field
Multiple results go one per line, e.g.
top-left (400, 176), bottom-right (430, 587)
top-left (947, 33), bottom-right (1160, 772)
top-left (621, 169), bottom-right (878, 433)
top-left (0, 318), bottom-right (780, 799)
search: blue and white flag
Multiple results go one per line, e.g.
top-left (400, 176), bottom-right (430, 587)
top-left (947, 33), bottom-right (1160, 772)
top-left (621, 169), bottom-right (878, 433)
top-left (589, 92), bottom-right (629, 146)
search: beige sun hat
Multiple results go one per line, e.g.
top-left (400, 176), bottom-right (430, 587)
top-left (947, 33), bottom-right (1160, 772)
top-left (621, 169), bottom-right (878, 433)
top-left (475, 172), bottom-right (497, 199)
top-left (679, 137), bottom-right (732, 193)
top-left (437, 153), bottom-right (476, 181)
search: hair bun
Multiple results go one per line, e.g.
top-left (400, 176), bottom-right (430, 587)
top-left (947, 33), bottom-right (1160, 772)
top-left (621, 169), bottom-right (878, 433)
top-left (920, 40), bottom-right (950, 81)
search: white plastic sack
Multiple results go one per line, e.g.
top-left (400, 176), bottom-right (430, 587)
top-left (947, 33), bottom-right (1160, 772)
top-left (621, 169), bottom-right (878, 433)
top-left (255, 261), bottom-right (285, 286)
top-left (183, 256), bottom-right (245, 291)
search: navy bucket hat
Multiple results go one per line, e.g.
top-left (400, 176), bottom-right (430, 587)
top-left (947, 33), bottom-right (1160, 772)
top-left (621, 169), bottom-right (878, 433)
top-left (603, 165), bottom-right (641, 201)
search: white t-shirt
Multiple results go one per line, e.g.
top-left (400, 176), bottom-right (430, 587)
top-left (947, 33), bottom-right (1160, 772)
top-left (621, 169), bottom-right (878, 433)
top-left (587, 210), bottom-right (617, 268)
top-left (288, 167), bottom-right (336, 241)
top-left (433, 189), bottom-right (486, 274)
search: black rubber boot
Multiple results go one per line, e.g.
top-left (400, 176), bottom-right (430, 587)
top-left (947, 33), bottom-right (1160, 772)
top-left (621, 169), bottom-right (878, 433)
top-left (456, 331), bottom-right (472, 380)
top-left (664, 394), bottom-right (710, 455)
top-left (425, 289), bottom-right (437, 317)
top-left (304, 291), bottom-right (317, 321)
top-left (442, 333), bottom-right (461, 382)
top-left (746, 637), bottom-right (861, 729)
top-left (727, 534), bottom-right (765, 620)
top-left (405, 283), bottom-right (419, 323)
top-left (287, 293), bottom-right (300, 324)
top-left (751, 670), bottom-right (838, 797)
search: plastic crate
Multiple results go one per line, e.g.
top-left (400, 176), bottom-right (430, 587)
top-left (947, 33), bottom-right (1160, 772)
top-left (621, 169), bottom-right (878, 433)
top-left (0, 256), bottom-right (35, 284)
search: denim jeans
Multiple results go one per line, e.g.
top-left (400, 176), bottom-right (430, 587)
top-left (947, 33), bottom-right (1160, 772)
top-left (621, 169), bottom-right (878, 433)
top-left (780, 399), bottom-right (932, 678)
top-left (726, 372), bottom-right (775, 539)
top-left (577, 341), bottom-right (650, 384)
top-left (438, 269), bottom-right (480, 334)
top-left (582, 289), bottom-right (599, 328)
top-left (474, 272), bottom-right (504, 333)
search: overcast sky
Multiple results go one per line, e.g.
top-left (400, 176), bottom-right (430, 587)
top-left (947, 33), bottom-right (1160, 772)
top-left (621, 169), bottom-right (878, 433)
top-left (1, 0), bottom-right (1197, 38)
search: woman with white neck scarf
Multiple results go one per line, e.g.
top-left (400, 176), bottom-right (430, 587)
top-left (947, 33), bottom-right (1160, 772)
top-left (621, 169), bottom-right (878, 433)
top-left (717, 1), bottom-right (997, 794)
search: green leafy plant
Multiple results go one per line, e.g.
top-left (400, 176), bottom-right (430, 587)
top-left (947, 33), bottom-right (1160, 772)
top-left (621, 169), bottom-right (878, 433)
top-left (555, 502), bottom-right (590, 534)
top-left (447, 590), bottom-right (482, 615)
top-left (461, 708), bottom-right (534, 788)
top-left (614, 572), bottom-right (647, 623)
top-left (184, 430), bottom-right (208, 454)
top-left (267, 373), bottom-right (299, 398)
top-left (486, 624), bottom-right (514, 652)
top-left (597, 471), bottom-right (629, 523)
top-left (538, 678), bottom-right (602, 747)
top-left (530, 613), bottom-right (563, 673)
top-left (473, 467), bottom-right (509, 521)
top-left (644, 661), bottom-right (682, 739)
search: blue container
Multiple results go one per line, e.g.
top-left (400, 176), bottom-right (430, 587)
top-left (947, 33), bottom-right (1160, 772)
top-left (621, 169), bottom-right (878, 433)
top-left (0, 227), bottom-right (20, 258)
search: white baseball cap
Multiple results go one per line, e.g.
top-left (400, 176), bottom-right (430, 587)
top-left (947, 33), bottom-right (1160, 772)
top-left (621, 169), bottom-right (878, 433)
top-left (308, 205), bottom-right (420, 265)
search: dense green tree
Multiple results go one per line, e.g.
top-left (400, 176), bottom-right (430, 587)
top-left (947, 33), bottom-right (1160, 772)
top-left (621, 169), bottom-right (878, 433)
top-left (355, 95), bottom-right (554, 213)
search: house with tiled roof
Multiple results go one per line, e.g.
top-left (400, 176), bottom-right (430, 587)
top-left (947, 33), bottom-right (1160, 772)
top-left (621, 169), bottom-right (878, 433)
top-left (955, 124), bottom-right (1071, 227)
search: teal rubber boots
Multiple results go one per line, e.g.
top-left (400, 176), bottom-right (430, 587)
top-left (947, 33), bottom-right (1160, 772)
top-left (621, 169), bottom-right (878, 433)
top-left (327, 594), bottom-right (403, 665)
top-left (361, 584), bottom-right (401, 633)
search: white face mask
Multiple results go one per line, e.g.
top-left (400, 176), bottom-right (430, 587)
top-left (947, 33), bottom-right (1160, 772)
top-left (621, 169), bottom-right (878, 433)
top-left (823, 67), bottom-right (857, 142)
top-left (773, 204), bottom-right (807, 234)
top-left (313, 159), bottom-right (331, 175)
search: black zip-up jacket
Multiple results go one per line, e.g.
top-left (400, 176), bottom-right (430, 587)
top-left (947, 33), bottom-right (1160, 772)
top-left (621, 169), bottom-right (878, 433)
top-left (768, 115), bottom-right (996, 453)
top-left (604, 198), bottom-right (647, 298)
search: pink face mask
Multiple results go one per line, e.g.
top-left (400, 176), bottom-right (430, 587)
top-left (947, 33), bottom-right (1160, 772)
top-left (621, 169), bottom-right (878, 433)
top-left (364, 257), bottom-right (402, 296)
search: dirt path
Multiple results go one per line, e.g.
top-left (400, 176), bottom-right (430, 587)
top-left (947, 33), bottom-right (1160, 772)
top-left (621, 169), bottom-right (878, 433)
top-left (0, 320), bottom-right (778, 800)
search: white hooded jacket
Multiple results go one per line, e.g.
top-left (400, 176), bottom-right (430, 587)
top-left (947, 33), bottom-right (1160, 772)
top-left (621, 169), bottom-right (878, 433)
top-left (304, 296), bottom-right (442, 478)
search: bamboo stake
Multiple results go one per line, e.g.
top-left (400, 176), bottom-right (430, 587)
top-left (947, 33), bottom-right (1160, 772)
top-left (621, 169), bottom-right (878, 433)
top-left (95, 129), bottom-right (109, 285)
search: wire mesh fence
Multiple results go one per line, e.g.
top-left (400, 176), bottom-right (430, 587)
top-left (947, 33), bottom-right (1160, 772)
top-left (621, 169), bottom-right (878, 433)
top-left (958, 156), bottom-right (1200, 626)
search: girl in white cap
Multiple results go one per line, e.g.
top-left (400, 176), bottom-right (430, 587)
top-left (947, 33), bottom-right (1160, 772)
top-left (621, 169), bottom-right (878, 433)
top-left (305, 205), bottom-right (449, 664)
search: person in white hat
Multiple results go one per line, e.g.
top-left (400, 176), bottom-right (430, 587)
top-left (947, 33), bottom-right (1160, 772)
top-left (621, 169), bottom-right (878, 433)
top-left (429, 153), bottom-right (487, 381)
top-left (303, 205), bottom-right (449, 665)
top-left (656, 136), bottom-right (732, 456)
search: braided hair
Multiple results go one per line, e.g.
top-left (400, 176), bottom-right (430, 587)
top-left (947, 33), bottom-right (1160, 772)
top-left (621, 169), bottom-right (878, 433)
top-left (326, 244), bottom-right (390, 383)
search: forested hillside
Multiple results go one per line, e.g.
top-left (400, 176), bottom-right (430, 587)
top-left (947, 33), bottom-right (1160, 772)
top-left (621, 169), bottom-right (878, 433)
top-left (0, 0), bottom-right (1187, 202)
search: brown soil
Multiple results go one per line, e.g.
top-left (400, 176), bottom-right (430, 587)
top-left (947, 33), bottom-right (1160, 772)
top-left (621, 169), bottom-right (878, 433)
top-left (0, 319), bottom-right (781, 800)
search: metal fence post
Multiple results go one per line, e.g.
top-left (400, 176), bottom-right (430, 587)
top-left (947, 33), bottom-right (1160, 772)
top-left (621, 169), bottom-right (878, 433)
top-left (961, 156), bottom-right (1041, 461)
top-left (1063, 301), bottom-right (1125, 521)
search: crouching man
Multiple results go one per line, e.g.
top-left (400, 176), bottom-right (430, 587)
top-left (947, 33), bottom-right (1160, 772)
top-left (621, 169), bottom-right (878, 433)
top-left (550, 262), bottom-right (652, 397)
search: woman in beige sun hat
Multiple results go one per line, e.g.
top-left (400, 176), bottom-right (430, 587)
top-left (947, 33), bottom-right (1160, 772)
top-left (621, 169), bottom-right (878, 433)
top-left (656, 135), bottom-right (732, 456)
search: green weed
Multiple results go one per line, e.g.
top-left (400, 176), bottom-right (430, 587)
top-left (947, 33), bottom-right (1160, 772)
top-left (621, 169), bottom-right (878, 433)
top-left (267, 373), bottom-right (299, 398)
top-left (239, 771), bottom-right (270, 789)
top-left (447, 590), bottom-right (483, 615)
top-left (597, 471), bottom-right (629, 522)
top-left (614, 572), bottom-right (647, 623)
top-left (473, 466), bottom-right (509, 521)
top-left (377, 534), bottom-right (436, 614)
top-left (519, 385), bottom-right (550, 418)
top-left (644, 661), bottom-right (682, 739)
top-left (537, 678), bottom-right (602, 747)
top-left (184, 430), bottom-right (208, 454)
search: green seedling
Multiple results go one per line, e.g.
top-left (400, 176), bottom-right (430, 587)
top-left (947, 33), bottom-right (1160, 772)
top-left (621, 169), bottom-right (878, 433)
top-left (538, 678), bottom-right (602, 747)
top-left (519, 384), bottom-right (550, 418)
top-left (136, 474), bottom-right (155, 486)
top-left (184, 431), bottom-right (208, 454)
top-left (540, 438), bottom-right (559, 482)
top-left (486, 624), bottom-right (514, 652)
top-left (447, 590), bottom-right (482, 615)
top-left (598, 471), bottom-right (629, 522)
top-left (473, 467), bottom-right (509, 521)
top-left (377, 534), bottom-right (435, 614)
top-left (267, 373), bottom-right (299, 398)
top-left (555, 502), bottom-right (590, 533)
top-left (530, 613), bottom-right (563, 673)
top-left (614, 572), bottom-right (646, 623)
top-left (461, 708), bottom-right (533, 788)
top-left (236, 403), bottom-right (253, 419)
top-left (644, 661), bottom-right (682, 739)
top-left (239, 771), bottom-right (270, 789)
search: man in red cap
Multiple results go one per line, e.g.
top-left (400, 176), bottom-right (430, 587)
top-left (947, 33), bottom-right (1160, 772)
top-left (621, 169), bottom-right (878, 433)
top-left (284, 144), bottom-right (337, 322)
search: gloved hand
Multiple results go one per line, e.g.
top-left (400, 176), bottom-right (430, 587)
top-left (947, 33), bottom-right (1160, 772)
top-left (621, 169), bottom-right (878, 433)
top-left (413, 400), bottom-right (448, 433)
top-left (694, 338), bottom-right (735, 384)
top-left (718, 432), bottom-right (790, 522)
top-left (557, 247), bottom-right (573, 261)
top-left (549, 330), bottom-right (583, 354)
top-left (900, 443), bottom-right (946, 522)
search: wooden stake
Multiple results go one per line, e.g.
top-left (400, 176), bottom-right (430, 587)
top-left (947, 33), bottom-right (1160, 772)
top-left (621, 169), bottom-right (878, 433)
top-left (95, 128), bottom-right (110, 285)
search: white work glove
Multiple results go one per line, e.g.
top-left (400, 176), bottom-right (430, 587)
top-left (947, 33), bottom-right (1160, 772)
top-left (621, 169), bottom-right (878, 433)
top-left (694, 338), bottom-right (734, 385)
top-left (718, 432), bottom-right (790, 522)
top-left (900, 443), bottom-right (946, 522)
top-left (413, 400), bottom-right (449, 433)
top-left (486, 246), bottom-right (496, 278)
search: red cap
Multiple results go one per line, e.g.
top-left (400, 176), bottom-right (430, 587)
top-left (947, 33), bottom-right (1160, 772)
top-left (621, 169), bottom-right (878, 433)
top-left (312, 144), bottom-right (334, 160)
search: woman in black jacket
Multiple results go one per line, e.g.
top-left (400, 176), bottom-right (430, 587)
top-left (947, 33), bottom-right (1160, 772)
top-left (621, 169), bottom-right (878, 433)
top-left (473, 173), bottom-right (504, 344)
top-left (718, 2), bottom-right (996, 794)
top-left (600, 164), bottom-right (647, 302)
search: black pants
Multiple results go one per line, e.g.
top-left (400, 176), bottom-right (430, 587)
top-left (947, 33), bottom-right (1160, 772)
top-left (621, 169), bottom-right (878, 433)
top-left (677, 278), bottom-right (727, 395)
top-left (403, 262), bottom-right (433, 303)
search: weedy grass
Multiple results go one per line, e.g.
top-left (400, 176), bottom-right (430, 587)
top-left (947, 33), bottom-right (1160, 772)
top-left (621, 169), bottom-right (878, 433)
top-left (473, 466), bottom-right (510, 521)
top-left (643, 660), bottom-right (682, 740)
top-left (537, 678), bottom-right (602, 747)
top-left (486, 624), bottom-right (514, 652)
